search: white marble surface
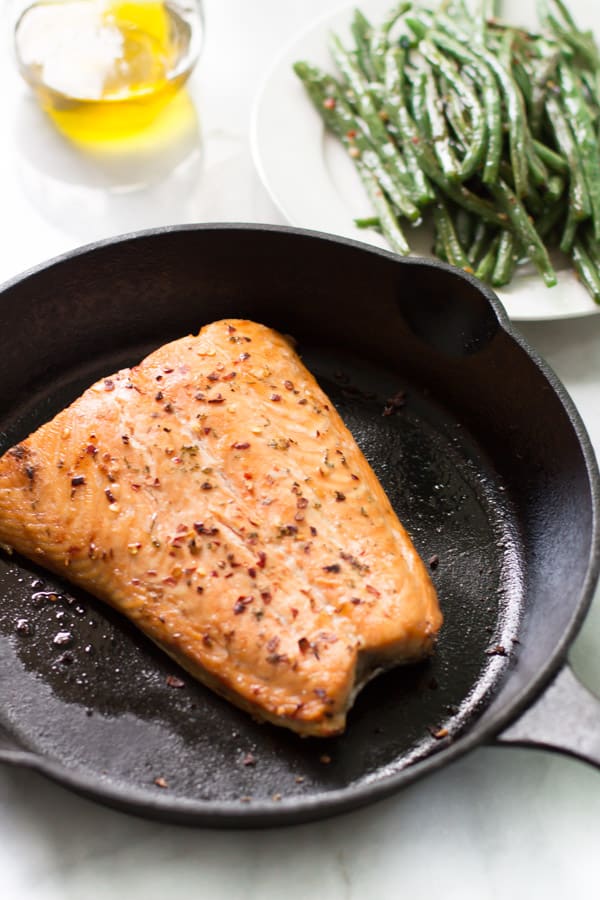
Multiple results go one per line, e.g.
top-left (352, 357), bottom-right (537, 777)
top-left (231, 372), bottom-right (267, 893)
top-left (0, 1), bottom-right (600, 897)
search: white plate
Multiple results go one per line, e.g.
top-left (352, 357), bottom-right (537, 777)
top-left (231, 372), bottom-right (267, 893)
top-left (251, 0), bottom-right (600, 322)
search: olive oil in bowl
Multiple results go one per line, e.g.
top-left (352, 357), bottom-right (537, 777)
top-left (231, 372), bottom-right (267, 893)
top-left (14, 0), bottom-right (203, 141)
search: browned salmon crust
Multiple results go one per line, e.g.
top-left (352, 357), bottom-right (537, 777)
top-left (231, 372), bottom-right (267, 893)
top-left (0, 320), bottom-right (442, 736)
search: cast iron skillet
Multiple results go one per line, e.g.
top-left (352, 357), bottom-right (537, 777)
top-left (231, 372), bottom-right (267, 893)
top-left (0, 224), bottom-right (599, 828)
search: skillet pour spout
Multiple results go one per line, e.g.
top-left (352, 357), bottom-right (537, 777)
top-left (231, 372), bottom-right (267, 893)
top-left (0, 223), bottom-right (598, 827)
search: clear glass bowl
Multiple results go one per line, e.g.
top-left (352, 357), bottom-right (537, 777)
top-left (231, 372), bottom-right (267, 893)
top-left (12, 0), bottom-right (204, 141)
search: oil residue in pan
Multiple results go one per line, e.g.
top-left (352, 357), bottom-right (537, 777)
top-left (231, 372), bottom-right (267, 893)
top-left (0, 345), bottom-right (524, 805)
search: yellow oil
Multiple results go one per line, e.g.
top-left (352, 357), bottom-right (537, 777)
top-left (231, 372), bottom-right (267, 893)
top-left (14, 0), bottom-right (202, 143)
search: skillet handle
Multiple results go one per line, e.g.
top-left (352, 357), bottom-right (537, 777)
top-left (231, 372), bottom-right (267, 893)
top-left (494, 665), bottom-right (600, 768)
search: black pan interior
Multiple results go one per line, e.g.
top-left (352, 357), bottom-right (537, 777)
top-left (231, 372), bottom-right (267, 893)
top-left (0, 226), bottom-right (595, 824)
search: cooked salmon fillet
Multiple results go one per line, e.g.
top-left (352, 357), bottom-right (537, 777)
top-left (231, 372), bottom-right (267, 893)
top-left (0, 319), bottom-right (441, 736)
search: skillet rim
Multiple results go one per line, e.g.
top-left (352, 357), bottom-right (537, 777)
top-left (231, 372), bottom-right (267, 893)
top-left (0, 222), bottom-right (598, 826)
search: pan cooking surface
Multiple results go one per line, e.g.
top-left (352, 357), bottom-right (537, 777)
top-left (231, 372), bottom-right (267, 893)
top-left (0, 337), bottom-right (524, 811)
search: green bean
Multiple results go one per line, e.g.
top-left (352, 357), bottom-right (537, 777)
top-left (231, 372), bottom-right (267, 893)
top-left (354, 216), bottom-right (382, 229)
top-left (560, 205), bottom-right (578, 253)
top-left (431, 39), bottom-right (502, 185)
top-left (351, 10), bottom-right (377, 82)
top-left (454, 207), bottom-right (474, 250)
top-left (531, 139), bottom-right (569, 175)
top-left (293, 62), bottom-right (420, 220)
top-left (330, 35), bottom-right (426, 207)
top-left (546, 174), bottom-right (566, 204)
top-left (420, 39), bottom-right (487, 178)
top-left (380, 50), bottom-right (435, 205)
top-left (329, 35), bottom-right (389, 142)
top-left (545, 94), bottom-right (591, 221)
top-left (475, 234), bottom-right (501, 282)
top-left (529, 43), bottom-right (560, 137)
top-left (468, 221), bottom-right (490, 264)
top-left (295, 1), bottom-right (600, 305)
top-left (489, 180), bottom-right (557, 286)
top-left (369, 2), bottom-right (412, 79)
top-left (436, 17), bottom-right (531, 197)
top-left (356, 162), bottom-right (411, 255)
top-left (491, 231), bottom-right (517, 286)
top-left (537, 199), bottom-right (568, 239)
top-left (433, 200), bottom-right (472, 270)
top-left (422, 65), bottom-right (461, 181)
top-left (558, 61), bottom-right (600, 240)
top-left (383, 52), bottom-right (507, 227)
top-left (572, 238), bottom-right (600, 304)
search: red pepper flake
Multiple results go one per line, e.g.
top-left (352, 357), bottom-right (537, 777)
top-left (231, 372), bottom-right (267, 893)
top-left (486, 644), bottom-right (507, 657)
top-left (234, 595), bottom-right (254, 614)
top-left (155, 391), bottom-right (164, 401)
top-left (335, 491), bottom-right (346, 502)
top-left (261, 590), bottom-right (272, 603)
top-left (164, 403), bottom-right (173, 413)
top-left (194, 391), bottom-right (206, 400)
top-left (323, 564), bottom-right (341, 574)
top-left (154, 776), bottom-right (168, 788)
top-left (430, 727), bottom-right (449, 740)
top-left (222, 372), bottom-right (237, 381)
top-left (104, 488), bottom-right (116, 503)
top-left (284, 380), bottom-right (294, 391)
top-left (194, 522), bottom-right (219, 536)
top-left (323, 97), bottom-right (336, 110)
top-left (270, 393), bottom-right (281, 402)
top-left (162, 366), bottom-right (174, 374)
top-left (298, 637), bottom-right (310, 654)
top-left (366, 584), bottom-right (381, 597)
top-left (208, 394), bottom-right (225, 404)
top-left (166, 675), bottom-right (185, 689)
top-left (232, 441), bottom-right (250, 450)
top-left (201, 482), bottom-right (213, 490)
top-left (207, 372), bottom-right (220, 382)
top-left (104, 379), bottom-right (115, 391)
top-left (294, 512), bottom-right (305, 522)
top-left (203, 427), bottom-right (211, 435)
top-left (351, 597), bottom-right (362, 605)
top-left (310, 526), bottom-right (318, 537)
top-left (383, 390), bottom-right (406, 417)
top-left (71, 475), bottom-right (85, 487)
top-left (201, 632), bottom-right (211, 645)
top-left (297, 497), bottom-right (309, 509)
top-left (247, 566), bottom-right (257, 579)
top-left (290, 607), bottom-right (298, 619)
top-left (429, 554), bottom-right (439, 570)
top-left (298, 398), bottom-right (308, 405)
top-left (86, 444), bottom-right (97, 456)
top-left (121, 434), bottom-right (130, 444)
top-left (257, 551), bottom-right (267, 569)
top-left (351, 473), bottom-right (359, 481)
top-left (242, 752), bottom-right (256, 767)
